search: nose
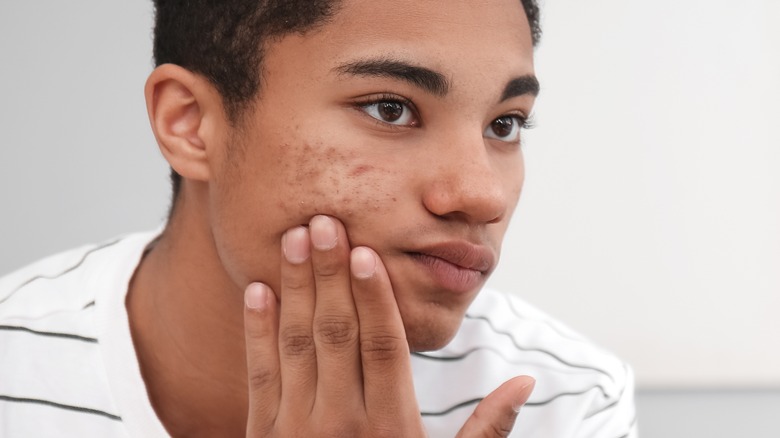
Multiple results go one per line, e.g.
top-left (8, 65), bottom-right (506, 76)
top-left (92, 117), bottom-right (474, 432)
top-left (421, 135), bottom-right (516, 225)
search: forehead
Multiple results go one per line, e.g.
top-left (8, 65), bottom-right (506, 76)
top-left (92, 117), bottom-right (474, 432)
top-left (327, 0), bottom-right (531, 39)
top-left (337, 0), bottom-right (531, 61)
top-left (264, 0), bottom-right (534, 92)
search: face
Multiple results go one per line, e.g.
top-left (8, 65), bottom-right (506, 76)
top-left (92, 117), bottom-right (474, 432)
top-left (208, 0), bottom-right (537, 351)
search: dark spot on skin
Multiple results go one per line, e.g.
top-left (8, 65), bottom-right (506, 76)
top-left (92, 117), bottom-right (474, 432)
top-left (349, 165), bottom-right (373, 177)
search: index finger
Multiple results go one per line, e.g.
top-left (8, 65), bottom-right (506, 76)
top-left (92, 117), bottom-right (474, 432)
top-left (244, 282), bottom-right (281, 436)
top-left (350, 246), bottom-right (420, 422)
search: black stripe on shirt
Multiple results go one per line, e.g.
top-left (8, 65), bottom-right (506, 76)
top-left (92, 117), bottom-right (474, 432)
top-left (0, 238), bottom-right (122, 305)
top-left (414, 349), bottom-right (606, 377)
top-left (525, 384), bottom-right (609, 407)
top-left (413, 348), bottom-right (509, 362)
top-left (464, 314), bottom-right (617, 382)
top-left (0, 325), bottom-right (98, 343)
top-left (0, 395), bottom-right (121, 421)
top-left (420, 384), bottom-right (610, 417)
top-left (420, 397), bottom-right (483, 416)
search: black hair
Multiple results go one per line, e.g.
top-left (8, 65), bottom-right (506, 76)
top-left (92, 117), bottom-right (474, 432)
top-left (152, 0), bottom-right (542, 212)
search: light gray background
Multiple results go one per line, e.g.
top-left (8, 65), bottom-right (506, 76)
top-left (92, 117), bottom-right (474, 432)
top-left (1, 1), bottom-right (779, 436)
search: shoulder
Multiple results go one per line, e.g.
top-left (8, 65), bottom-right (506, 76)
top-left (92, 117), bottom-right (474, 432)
top-left (414, 288), bottom-right (637, 438)
top-left (0, 238), bottom-right (126, 321)
top-left (0, 229), bottom-right (161, 436)
top-left (0, 229), bottom-right (159, 330)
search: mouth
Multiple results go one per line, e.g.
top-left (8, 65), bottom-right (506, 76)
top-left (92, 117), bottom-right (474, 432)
top-left (406, 242), bottom-right (496, 293)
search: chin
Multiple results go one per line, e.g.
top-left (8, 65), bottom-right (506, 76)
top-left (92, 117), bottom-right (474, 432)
top-left (401, 306), bottom-right (467, 353)
top-left (389, 264), bottom-right (485, 352)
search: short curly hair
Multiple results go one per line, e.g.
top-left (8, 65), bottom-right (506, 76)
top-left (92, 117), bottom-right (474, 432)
top-left (152, 0), bottom-right (542, 207)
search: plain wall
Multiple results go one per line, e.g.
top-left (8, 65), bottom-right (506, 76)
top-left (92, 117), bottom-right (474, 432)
top-left (1, 0), bottom-right (778, 390)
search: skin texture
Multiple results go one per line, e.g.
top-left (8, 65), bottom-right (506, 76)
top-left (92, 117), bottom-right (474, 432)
top-left (128, 0), bottom-right (537, 435)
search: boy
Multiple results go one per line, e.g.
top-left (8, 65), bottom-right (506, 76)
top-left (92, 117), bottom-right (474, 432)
top-left (0, 0), bottom-right (637, 436)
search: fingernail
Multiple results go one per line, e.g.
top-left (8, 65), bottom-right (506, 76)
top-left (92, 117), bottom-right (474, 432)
top-left (245, 282), bottom-right (270, 311)
top-left (512, 378), bottom-right (536, 413)
top-left (283, 226), bottom-right (310, 264)
top-left (351, 247), bottom-right (376, 279)
top-left (310, 215), bottom-right (338, 251)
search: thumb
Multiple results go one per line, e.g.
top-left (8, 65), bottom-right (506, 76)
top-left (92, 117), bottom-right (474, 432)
top-left (456, 376), bottom-right (535, 438)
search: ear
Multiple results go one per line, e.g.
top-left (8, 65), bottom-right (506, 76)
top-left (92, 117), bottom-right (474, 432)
top-left (144, 64), bottom-right (225, 182)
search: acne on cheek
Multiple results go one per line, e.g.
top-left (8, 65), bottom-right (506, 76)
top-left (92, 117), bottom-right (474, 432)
top-left (277, 143), bottom-right (398, 221)
top-left (349, 165), bottom-right (373, 177)
top-left (278, 143), bottom-right (325, 185)
top-left (272, 142), bottom-right (326, 215)
top-left (331, 163), bottom-right (397, 219)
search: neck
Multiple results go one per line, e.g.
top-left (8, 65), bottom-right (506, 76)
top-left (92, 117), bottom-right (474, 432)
top-left (127, 188), bottom-right (249, 437)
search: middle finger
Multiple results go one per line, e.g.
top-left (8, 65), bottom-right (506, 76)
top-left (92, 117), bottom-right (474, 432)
top-left (279, 225), bottom-right (318, 412)
top-left (309, 215), bottom-right (363, 410)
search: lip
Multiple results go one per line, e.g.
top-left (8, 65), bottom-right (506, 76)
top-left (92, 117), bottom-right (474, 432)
top-left (407, 241), bottom-right (496, 293)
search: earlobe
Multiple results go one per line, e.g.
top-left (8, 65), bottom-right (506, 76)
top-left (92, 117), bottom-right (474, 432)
top-left (145, 64), bottom-right (222, 182)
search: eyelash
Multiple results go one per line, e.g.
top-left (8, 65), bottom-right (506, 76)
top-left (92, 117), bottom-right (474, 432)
top-left (353, 93), bottom-right (535, 136)
top-left (354, 93), bottom-right (420, 129)
top-left (499, 114), bottom-right (534, 130)
top-left (516, 114), bottom-right (535, 130)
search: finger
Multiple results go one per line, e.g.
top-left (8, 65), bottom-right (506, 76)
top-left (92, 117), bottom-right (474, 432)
top-left (351, 246), bottom-right (419, 423)
top-left (309, 215), bottom-right (363, 409)
top-left (456, 376), bottom-right (535, 438)
top-left (278, 226), bottom-right (318, 411)
top-left (244, 282), bottom-right (281, 436)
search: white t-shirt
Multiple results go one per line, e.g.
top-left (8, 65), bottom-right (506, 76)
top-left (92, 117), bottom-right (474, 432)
top-left (0, 229), bottom-right (638, 437)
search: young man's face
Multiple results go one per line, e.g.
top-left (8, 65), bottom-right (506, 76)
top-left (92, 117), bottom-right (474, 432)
top-left (208, 0), bottom-right (536, 351)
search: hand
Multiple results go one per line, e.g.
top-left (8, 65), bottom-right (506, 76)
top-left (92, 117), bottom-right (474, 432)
top-left (243, 215), bottom-right (535, 437)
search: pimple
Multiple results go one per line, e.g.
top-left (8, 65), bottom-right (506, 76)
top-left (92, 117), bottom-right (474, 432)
top-left (349, 165), bottom-right (373, 177)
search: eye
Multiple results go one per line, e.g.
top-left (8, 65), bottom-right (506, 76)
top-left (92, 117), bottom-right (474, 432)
top-left (360, 98), bottom-right (419, 127)
top-left (483, 115), bottom-right (527, 143)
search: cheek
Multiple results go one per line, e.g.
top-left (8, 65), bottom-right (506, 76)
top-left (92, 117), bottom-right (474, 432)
top-left (276, 144), bottom-right (402, 225)
top-left (339, 164), bottom-right (400, 219)
top-left (208, 145), bottom-right (398, 288)
top-left (504, 152), bottom-right (525, 208)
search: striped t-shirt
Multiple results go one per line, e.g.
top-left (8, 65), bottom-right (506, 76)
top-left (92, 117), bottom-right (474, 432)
top-left (0, 229), bottom-right (637, 437)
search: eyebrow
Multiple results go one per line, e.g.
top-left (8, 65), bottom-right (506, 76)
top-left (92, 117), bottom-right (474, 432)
top-left (334, 58), bottom-right (450, 97)
top-left (334, 57), bottom-right (540, 101)
top-left (500, 75), bottom-right (540, 101)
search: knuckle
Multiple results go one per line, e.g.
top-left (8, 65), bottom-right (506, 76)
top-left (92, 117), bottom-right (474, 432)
top-left (489, 422), bottom-right (514, 437)
top-left (247, 368), bottom-right (278, 392)
top-left (360, 334), bottom-right (403, 362)
top-left (280, 327), bottom-right (315, 357)
top-left (281, 272), bottom-right (311, 293)
top-left (313, 256), bottom-right (346, 279)
top-left (315, 317), bottom-right (358, 349)
top-left (474, 410), bottom-right (515, 438)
